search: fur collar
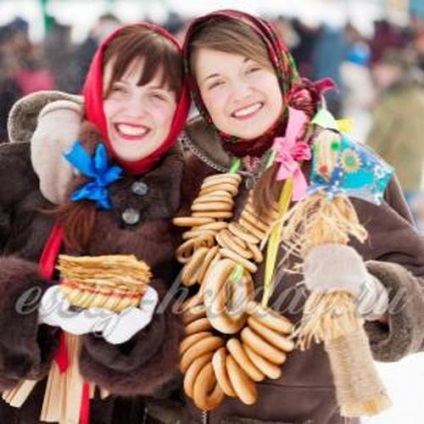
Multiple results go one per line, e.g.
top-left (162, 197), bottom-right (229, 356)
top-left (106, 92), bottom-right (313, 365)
top-left (183, 115), bottom-right (231, 171)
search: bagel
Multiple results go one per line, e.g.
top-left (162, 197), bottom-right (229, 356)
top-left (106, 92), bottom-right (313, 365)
top-left (180, 293), bottom-right (203, 313)
top-left (199, 183), bottom-right (239, 197)
top-left (180, 330), bottom-right (211, 356)
top-left (176, 234), bottom-right (215, 263)
top-left (216, 230), bottom-right (253, 260)
top-left (182, 304), bottom-right (207, 326)
top-left (243, 344), bottom-right (282, 380)
top-left (182, 229), bottom-right (216, 241)
top-left (203, 259), bottom-right (253, 334)
top-left (240, 209), bottom-right (270, 233)
top-left (197, 246), bottom-right (220, 284)
top-left (246, 242), bottom-right (264, 263)
top-left (203, 173), bottom-right (242, 185)
top-left (200, 177), bottom-right (240, 190)
top-left (184, 352), bottom-right (213, 399)
top-left (220, 248), bottom-right (258, 274)
top-left (240, 327), bottom-right (287, 365)
top-left (228, 222), bottom-right (260, 244)
top-left (226, 355), bottom-right (258, 405)
top-left (201, 251), bottom-right (222, 287)
top-left (192, 211), bottom-right (233, 219)
top-left (226, 274), bottom-right (255, 322)
top-left (211, 348), bottom-right (236, 397)
top-left (191, 202), bottom-right (233, 213)
top-left (227, 338), bottom-right (264, 382)
top-left (173, 216), bottom-right (215, 227)
top-left (222, 228), bottom-right (247, 249)
top-left (184, 317), bottom-right (213, 336)
top-left (192, 362), bottom-right (225, 411)
top-left (245, 301), bottom-right (294, 334)
top-left (181, 247), bottom-right (208, 286)
top-left (239, 217), bottom-right (267, 241)
top-left (180, 335), bottom-right (224, 373)
top-left (197, 189), bottom-right (233, 199)
top-left (247, 316), bottom-right (295, 352)
top-left (201, 175), bottom-right (241, 190)
top-left (194, 222), bottom-right (229, 232)
top-left (194, 196), bottom-right (234, 208)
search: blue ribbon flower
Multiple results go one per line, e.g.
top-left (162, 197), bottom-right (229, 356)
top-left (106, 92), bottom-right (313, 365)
top-left (64, 141), bottom-right (123, 210)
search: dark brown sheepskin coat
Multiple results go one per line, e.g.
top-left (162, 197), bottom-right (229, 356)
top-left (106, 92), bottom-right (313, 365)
top-left (0, 138), bottom-right (185, 424)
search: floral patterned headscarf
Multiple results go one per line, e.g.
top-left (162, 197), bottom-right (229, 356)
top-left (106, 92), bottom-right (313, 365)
top-left (183, 9), bottom-right (302, 158)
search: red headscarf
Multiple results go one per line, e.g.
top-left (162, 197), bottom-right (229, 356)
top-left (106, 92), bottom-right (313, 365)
top-left (83, 23), bottom-right (190, 175)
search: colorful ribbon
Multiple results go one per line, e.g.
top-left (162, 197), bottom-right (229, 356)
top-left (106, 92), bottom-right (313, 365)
top-left (272, 107), bottom-right (311, 201)
top-left (64, 141), bottom-right (123, 210)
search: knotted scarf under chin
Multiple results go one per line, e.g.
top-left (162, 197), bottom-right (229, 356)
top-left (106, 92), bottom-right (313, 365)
top-left (221, 116), bottom-right (287, 158)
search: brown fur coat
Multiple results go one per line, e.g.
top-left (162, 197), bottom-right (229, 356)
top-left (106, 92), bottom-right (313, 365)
top-left (0, 136), bottom-right (185, 423)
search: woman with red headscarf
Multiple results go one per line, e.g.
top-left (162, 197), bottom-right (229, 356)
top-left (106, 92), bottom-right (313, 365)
top-left (160, 10), bottom-right (424, 424)
top-left (0, 23), bottom-right (189, 423)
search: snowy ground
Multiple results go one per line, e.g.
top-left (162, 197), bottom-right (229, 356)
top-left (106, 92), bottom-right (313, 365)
top-left (362, 353), bottom-right (424, 424)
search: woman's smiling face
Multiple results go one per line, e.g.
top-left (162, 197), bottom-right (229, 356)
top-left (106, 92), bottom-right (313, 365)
top-left (195, 48), bottom-right (283, 140)
top-left (103, 59), bottom-right (177, 162)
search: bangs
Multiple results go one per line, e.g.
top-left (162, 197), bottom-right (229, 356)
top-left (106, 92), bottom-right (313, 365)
top-left (103, 26), bottom-right (182, 98)
top-left (189, 19), bottom-right (273, 77)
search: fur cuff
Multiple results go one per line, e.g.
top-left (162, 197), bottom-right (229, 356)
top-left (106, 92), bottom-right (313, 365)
top-left (365, 260), bottom-right (424, 361)
top-left (0, 257), bottom-right (60, 389)
top-left (79, 280), bottom-right (184, 396)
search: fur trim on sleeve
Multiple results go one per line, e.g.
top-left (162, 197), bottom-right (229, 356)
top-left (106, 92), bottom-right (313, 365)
top-left (365, 260), bottom-right (424, 361)
top-left (0, 257), bottom-right (60, 389)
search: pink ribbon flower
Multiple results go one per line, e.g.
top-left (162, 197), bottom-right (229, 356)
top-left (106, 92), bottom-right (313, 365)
top-left (272, 107), bottom-right (311, 201)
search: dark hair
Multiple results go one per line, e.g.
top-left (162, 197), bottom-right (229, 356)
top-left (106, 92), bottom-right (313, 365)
top-left (54, 122), bottom-right (99, 252)
top-left (188, 18), bottom-right (273, 78)
top-left (103, 25), bottom-right (182, 99)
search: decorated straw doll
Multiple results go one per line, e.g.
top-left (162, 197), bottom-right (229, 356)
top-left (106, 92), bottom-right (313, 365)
top-left (0, 23), bottom-right (189, 423)
top-left (166, 10), bottom-right (424, 424)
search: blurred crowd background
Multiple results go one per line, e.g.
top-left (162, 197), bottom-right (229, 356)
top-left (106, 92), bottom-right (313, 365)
top-left (0, 3), bottom-right (423, 233)
top-left (0, 1), bottom-right (424, 422)
top-left (3, 1), bottom-right (424, 216)
top-left (2, 1), bottom-right (424, 222)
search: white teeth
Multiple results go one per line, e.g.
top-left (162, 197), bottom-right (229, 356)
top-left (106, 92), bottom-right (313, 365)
top-left (116, 124), bottom-right (149, 137)
top-left (233, 103), bottom-right (262, 118)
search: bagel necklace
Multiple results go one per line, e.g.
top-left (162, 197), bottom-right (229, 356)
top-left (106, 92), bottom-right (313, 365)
top-left (173, 155), bottom-right (297, 411)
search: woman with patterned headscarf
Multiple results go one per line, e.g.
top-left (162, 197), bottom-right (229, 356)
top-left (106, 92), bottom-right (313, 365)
top-left (162, 10), bottom-right (424, 424)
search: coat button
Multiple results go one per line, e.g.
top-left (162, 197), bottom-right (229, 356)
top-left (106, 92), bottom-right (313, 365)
top-left (122, 208), bottom-right (140, 225)
top-left (131, 181), bottom-right (149, 196)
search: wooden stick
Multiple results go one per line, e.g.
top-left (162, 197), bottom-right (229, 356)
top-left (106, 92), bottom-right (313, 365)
top-left (2, 380), bottom-right (37, 407)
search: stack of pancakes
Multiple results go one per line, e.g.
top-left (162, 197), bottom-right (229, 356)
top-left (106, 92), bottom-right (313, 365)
top-left (57, 254), bottom-right (152, 313)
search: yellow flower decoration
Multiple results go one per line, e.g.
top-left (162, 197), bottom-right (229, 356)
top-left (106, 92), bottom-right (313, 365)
top-left (340, 148), bottom-right (362, 173)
